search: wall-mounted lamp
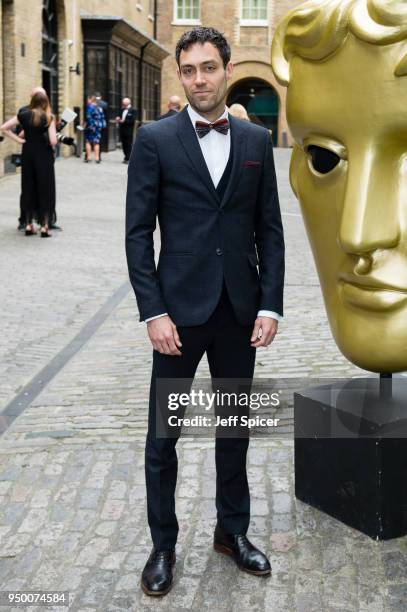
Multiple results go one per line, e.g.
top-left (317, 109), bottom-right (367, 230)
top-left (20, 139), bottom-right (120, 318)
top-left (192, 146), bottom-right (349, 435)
top-left (69, 63), bottom-right (81, 76)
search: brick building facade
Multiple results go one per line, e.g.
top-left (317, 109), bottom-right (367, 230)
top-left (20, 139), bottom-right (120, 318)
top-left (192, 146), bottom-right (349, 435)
top-left (0, 0), bottom-right (302, 175)
top-left (0, 0), bottom-right (168, 175)
top-left (157, 0), bottom-right (303, 146)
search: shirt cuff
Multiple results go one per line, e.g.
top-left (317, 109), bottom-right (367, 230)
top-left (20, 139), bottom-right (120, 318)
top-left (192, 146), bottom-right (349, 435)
top-left (144, 313), bottom-right (168, 323)
top-left (257, 310), bottom-right (283, 322)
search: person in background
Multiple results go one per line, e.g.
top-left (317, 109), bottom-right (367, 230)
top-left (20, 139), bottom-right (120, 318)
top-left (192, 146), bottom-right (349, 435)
top-left (95, 92), bottom-right (108, 114)
top-left (228, 103), bottom-right (250, 122)
top-left (14, 86), bottom-right (62, 231)
top-left (84, 95), bottom-right (105, 163)
top-left (156, 95), bottom-right (182, 121)
top-left (1, 90), bottom-right (57, 237)
top-left (95, 92), bottom-right (108, 162)
top-left (116, 98), bottom-right (137, 163)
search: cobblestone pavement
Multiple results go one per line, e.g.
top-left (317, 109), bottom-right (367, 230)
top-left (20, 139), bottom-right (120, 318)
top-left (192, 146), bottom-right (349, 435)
top-left (0, 149), bottom-right (406, 612)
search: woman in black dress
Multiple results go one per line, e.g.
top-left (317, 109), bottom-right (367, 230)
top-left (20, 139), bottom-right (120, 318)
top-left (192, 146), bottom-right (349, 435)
top-left (1, 91), bottom-right (57, 237)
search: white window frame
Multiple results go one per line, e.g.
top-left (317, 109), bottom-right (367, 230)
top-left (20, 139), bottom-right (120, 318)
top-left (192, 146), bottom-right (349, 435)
top-left (148, 0), bottom-right (155, 20)
top-left (240, 0), bottom-right (268, 27)
top-left (172, 0), bottom-right (201, 25)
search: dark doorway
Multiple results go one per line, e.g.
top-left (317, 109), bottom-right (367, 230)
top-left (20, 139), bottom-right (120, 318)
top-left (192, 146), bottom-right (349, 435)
top-left (82, 17), bottom-right (166, 150)
top-left (227, 78), bottom-right (279, 146)
top-left (42, 0), bottom-right (59, 116)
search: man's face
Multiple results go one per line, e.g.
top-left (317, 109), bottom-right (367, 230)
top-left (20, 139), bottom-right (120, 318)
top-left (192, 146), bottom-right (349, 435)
top-left (287, 36), bottom-right (407, 372)
top-left (177, 42), bottom-right (233, 115)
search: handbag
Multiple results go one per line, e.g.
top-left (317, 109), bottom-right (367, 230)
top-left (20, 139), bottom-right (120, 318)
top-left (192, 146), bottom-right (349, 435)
top-left (11, 154), bottom-right (22, 167)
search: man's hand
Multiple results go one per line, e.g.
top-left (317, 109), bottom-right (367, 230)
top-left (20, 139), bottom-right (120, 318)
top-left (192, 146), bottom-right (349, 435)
top-left (147, 315), bottom-right (182, 356)
top-left (250, 317), bottom-right (278, 348)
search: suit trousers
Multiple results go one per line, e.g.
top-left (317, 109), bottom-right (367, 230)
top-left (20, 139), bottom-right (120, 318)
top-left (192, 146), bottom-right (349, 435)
top-left (121, 128), bottom-right (134, 161)
top-left (145, 282), bottom-right (256, 550)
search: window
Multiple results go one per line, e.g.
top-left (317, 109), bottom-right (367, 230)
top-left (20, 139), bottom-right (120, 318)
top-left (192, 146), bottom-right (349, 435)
top-left (142, 62), bottom-right (161, 121)
top-left (173, 0), bottom-right (200, 24)
top-left (241, 0), bottom-right (268, 25)
top-left (148, 0), bottom-right (155, 18)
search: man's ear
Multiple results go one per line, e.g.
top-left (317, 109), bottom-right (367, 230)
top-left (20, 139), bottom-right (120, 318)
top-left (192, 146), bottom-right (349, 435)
top-left (176, 67), bottom-right (181, 82)
top-left (226, 61), bottom-right (233, 81)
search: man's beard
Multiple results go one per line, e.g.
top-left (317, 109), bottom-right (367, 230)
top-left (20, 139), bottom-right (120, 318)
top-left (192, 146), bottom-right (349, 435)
top-left (186, 81), bottom-right (227, 115)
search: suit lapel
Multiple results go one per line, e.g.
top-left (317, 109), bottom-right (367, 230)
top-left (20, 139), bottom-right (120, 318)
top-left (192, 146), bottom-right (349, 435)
top-left (220, 114), bottom-right (247, 209)
top-left (176, 107), bottom-right (220, 205)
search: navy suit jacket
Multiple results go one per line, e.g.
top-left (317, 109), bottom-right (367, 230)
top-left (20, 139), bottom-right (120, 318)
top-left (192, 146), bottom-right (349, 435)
top-left (125, 106), bottom-right (284, 326)
top-left (156, 109), bottom-right (179, 121)
top-left (120, 107), bottom-right (137, 134)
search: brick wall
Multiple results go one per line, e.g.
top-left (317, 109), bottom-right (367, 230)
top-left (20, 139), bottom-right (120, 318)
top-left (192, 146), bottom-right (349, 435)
top-left (0, 0), bottom-right (159, 174)
top-left (0, 0), bottom-right (302, 174)
top-left (1, 0), bottom-right (17, 174)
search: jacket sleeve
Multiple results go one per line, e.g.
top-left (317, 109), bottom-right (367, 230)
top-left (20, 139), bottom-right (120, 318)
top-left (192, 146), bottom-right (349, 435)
top-left (254, 131), bottom-right (285, 316)
top-left (125, 126), bottom-right (167, 322)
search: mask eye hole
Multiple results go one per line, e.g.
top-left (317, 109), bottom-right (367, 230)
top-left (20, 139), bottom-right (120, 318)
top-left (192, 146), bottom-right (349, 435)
top-left (307, 145), bottom-right (341, 174)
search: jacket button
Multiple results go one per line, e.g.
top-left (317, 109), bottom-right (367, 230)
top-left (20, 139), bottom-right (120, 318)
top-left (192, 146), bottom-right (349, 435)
top-left (216, 248), bottom-right (223, 256)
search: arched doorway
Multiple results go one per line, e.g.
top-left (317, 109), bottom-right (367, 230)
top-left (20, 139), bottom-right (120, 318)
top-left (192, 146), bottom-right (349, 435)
top-left (42, 0), bottom-right (59, 115)
top-left (227, 78), bottom-right (279, 145)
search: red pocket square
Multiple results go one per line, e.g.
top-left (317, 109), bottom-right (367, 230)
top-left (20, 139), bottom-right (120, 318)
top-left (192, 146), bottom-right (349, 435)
top-left (244, 160), bottom-right (261, 167)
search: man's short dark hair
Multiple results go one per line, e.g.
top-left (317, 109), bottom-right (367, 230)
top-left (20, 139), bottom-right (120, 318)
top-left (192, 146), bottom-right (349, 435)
top-left (175, 27), bottom-right (231, 68)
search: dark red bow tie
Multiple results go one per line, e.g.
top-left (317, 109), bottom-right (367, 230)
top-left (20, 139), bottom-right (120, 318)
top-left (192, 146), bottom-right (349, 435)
top-left (195, 118), bottom-right (230, 138)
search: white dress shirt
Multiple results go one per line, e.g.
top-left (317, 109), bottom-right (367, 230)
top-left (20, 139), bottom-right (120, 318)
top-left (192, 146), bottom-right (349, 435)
top-left (187, 105), bottom-right (230, 187)
top-left (122, 107), bottom-right (130, 121)
top-left (144, 104), bottom-right (282, 324)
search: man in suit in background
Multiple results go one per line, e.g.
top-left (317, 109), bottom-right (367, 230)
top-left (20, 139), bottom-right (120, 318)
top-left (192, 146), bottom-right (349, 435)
top-left (156, 95), bottom-right (182, 121)
top-left (116, 97), bottom-right (137, 163)
top-left (126, 27), bottom-right (284, 597)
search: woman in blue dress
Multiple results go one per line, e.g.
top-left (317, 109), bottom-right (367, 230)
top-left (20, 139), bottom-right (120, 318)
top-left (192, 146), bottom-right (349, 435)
top-left (84, 95), bottom-right (106, 163)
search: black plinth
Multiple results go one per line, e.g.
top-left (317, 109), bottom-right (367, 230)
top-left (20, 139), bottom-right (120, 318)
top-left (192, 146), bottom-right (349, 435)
top-left (294, 378), bottom-right (407, 540)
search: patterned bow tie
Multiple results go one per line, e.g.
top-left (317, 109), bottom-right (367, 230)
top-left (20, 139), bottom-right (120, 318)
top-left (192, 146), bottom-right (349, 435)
top-left (195, 118), bottom-right (230, 138)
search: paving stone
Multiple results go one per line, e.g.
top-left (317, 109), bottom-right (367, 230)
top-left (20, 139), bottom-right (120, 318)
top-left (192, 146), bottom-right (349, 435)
top-left (382, 550), bottom-right (407, 583)
top-left (17, 508), bottom-right (48, 533)
top-left (100, 552), bottom-right (128, 570)
top-left (74, 538), bottom-right (110, 567)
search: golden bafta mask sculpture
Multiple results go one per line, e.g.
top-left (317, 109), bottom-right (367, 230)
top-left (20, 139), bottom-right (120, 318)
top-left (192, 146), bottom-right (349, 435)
top-left (271, 0), bottom-right (407, 373)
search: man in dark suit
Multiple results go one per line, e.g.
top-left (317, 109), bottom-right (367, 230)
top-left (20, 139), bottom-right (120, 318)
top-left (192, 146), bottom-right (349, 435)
top-left (126, 27), bottom-right (284, 597)
top-left (116, 97), bottom-right (137, 163)
top-left (156, 95), bottom-right (182, 121)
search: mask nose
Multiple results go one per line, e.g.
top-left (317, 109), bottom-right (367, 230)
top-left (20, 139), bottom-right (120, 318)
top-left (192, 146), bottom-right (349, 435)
top-left (338, 147), bottom-right (401, 256)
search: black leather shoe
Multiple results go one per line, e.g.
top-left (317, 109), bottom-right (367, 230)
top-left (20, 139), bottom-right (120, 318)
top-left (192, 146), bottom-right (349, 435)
top-left (214, 524), bottom-right (271, 576)
top-left (141, 548), bottom-right (176, 596)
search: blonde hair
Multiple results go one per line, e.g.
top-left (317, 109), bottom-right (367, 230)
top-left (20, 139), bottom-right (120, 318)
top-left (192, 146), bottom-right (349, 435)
top-left (271, 0), bottom-right (407, 86)
top-left (228, 103), bottom-right (250, 121)
top-left (29, 91), bottom-right (53, 127)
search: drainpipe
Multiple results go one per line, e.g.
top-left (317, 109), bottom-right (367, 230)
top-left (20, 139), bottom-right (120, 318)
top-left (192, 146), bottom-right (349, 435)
top-left (138, 41), bottom-right (150, 125)
top-left (153, 0), bottom-right (158, 40)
